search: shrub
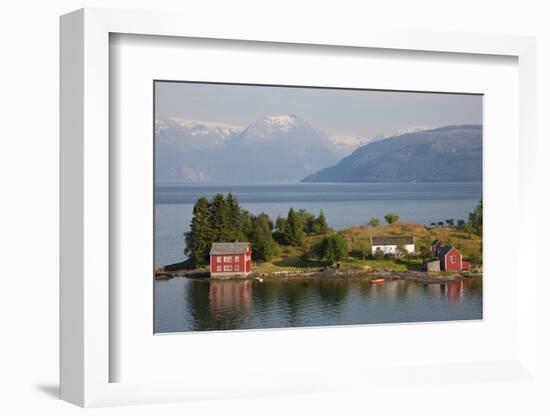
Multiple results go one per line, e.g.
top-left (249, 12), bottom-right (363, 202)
top-left (384, 213), bottom-right (399, 224)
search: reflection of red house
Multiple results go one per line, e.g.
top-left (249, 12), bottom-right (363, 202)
top-left (209, 280), bottom-right (253, 313)
top-left (438, 245), bottom-right (471, 272)
top-left (209, 242), bottom-right (251, 278)
top-left (444, 279), bottom-right (470, 302)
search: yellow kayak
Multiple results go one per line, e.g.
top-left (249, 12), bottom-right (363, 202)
top-left (371, 278), bottom-right (385, 284)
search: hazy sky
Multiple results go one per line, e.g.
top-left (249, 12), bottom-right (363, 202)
top-left (155, 81), bottom-right (482, 138)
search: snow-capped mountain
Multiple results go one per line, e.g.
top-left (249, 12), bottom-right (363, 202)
top-left (328, 127), bottom-right (430, 157)
top-left (155, 114), bottom-right (433, 183)
top-left (369, 126), bottom-right (430, 142)
top-left (155, 117), bottom-right (243, 151)
top-left (328, 134), bottom-right (371, 157)
top-left (222, 115), bottom-right (339, 182)
top-left (155, 114), bottom-right (340, 183)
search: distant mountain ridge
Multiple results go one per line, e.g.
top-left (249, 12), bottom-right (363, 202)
top-left (155, 115), bottom-right (341, 183)
top-left (302, 125), bottom-right (482, 183)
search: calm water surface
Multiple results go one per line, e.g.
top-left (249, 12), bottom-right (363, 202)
top-left (155, 182), bottom-right (482, 267)
top-left (154, 277), bottom-right (483, 333)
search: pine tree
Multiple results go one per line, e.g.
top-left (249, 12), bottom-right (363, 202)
top-left (240, 209), bottom-right (254, 240)
top-left (184, 197), bottom-right (212, 267)
top-left (297, 209), bottom-right (315, 234)
top-left (209, 193), bottom-right (231, 242)
top-left (226, 193), bottom-right (243, 241)
top-left (315, 209), bottom-right (329, 234)
top-left (275, 215), bottom-right (286, 233)
top-left (284, 208), bottom-right (304, 246)
top-left (250, 213), bottom-right (277, 261)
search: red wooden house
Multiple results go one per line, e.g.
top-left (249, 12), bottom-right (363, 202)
top-left (209, 242), bottom-right (251, 279)
top-left (438, 245), bottom-right (471, 272)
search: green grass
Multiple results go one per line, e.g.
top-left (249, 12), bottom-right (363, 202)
top-left (253, 222), bottom-right (481, 274)
top-left (254, 256), bottom-right (328, 273)
top-left (254, 255), bottom-right (423, 274)
top-left (362, 258), bottom-right (423, 272)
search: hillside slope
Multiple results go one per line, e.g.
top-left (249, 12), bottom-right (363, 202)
top-left (302, 125), bottom-right (482, 183)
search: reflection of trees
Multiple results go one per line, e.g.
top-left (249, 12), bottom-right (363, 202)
top-left (186, 279), bottom-right (213, 331)
top-left (394, 281), bottom-right (414, 303)
top-left (252, 280), bottom-right (280, 311)
top-left (317, 279), bottom-right (349, 307)
top-left (279, 280), bottom-right (309, 326)
top-left (359, 280), bottom-right (373, 298)
top-left (469, 277), bottom-right (483, 293)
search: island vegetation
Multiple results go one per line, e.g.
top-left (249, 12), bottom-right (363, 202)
top-left (183, 193), bottom-right (483, 276)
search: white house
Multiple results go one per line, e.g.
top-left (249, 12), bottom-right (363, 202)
top-left (370, 236), bottom-right (415, 256)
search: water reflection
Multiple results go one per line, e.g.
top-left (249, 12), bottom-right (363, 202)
top-left (155, 277), bottom-right (483, 333)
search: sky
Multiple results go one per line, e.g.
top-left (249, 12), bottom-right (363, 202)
top-left (155, 81), bottom-right (482, 138)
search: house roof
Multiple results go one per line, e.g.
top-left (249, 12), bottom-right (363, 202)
top-left (210, 242), bottom-right (249, 255)
top-left (371, 236), bottom-right (415, 246)
top-left (438, 245), bottom-right (457, 259)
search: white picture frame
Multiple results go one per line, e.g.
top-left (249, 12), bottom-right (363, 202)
top-left (60, 7), bottom-right (537, 407)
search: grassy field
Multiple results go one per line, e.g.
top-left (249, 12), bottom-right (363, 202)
top-left (253, 223), bottom-right (482, 274)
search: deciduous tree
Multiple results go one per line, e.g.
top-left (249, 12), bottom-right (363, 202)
top-left (384, 213), bottom-right (399, 224)
top-left (367, 217), bottom-right (380, 227)
top-left (314, 234), bottom-right (349, 263)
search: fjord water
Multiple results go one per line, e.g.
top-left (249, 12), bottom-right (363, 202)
top-left (154, 182), bottom-right (482, 332)
top-left (155, 182), bottom-right (482, 267)
top-left (154, 277), bottom-right (482, 333)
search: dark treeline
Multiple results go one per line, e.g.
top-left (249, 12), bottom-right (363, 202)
top-left (428, 199), bottom-right (482, 236)
top-left (185, 193), bottom-right (331, 267)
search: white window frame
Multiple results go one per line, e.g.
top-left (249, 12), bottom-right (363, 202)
top-left (223, 265), bottom-right (233, 272)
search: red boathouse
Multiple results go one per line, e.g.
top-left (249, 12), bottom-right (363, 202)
top-left (438, 245), bottom-right (471, 272)
top-left (209, 242), bottom-right (251, 279)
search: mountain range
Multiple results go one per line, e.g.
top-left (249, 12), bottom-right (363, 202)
top-left (156, 115), bottom-right (368, 183)
top-left (155, 115), bottom-right (480, 183)
top-left (302, 125), bottom-right (482, 183)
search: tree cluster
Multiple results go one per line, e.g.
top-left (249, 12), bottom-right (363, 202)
top-left (185, 194), bottom-right (333, 266)
top-left (314, 234), bottom-right (349, 263)
top-left (184, 193), bottom-right (277, 266)
top-left (428, 199), bottom-right (482, 236)
top-left (275, 208), bottom-right (331, 247)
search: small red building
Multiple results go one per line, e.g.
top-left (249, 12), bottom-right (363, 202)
top-left (438, 245), bottom-right (471, 272)
top-left (209, 242), bottom-right (251, 279)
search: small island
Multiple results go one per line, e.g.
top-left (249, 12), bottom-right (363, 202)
top-left (155, 193), bottom-right (483, 284)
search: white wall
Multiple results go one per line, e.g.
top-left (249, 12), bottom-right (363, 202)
top-left (372, 244), bottom-right (415, 254)
top-left (1, 1), bottom-right (549, 415)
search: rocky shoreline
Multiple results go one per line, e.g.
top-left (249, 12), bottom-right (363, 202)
top-left (155, 265), bottom-right (481, 284)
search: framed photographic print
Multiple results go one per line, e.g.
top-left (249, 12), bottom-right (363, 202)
top-left (60, 8), bottom-right (538, 408)
top-left (153, 81), bottom-right (483, 334)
